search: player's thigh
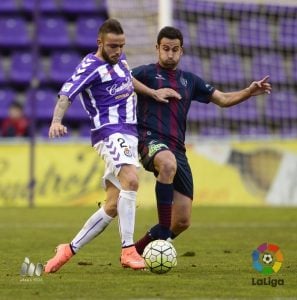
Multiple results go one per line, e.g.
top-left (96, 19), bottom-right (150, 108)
top-left (171, 190), bottom-right (192, 229)
top-left (118, 164), bottom-right (139, 191)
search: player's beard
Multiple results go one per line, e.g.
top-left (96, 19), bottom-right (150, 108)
top-left (102, 48), bottom-right (119, 65)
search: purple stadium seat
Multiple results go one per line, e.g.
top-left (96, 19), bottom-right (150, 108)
top-left (223, 100), bottom-right (259, 122)
top-left (21, 0), bottom-right (59, 12)
top-left (49, 51), bottom-right (81, 84)
top-left (0, 89), bottom-right (16, 119)
top-left (188, 101), bottom-right (220, 122)
top-left (76, 17), bottom-right (104, 49)
top-left (239, 126), bottom-right (268, 137)
top-left (9, 52), bottom-right (47, 84)
top-left (66, 97), bottom-right (89, 121)
top-left (292, 55), bottom-right (297, 83)
top-left (37, 17), bottom-right (70, 48)
top-left (78, 124), bottom-right (91, 138)
top-left (210, 54), bottom-right (245, 84)
top-left (60, 0), bottom-right (103, 13)
top-left (0, 0), bottom-right (18, 12)
top-left (180, 55), bottom-right (204, 77)
top-left (199, 126), bottom-right (230, 137)
top-left (196, 18), bottom-right (230, 49)
top-left (0, 17), bottom-right (30, 47)
top-left (0, 60), bottom-right (6, 84)
top-left (173, 20), bottom-right (192, 48)
top-left (251, 54), bottom-right (287, 84)
top-left (223, 2), bottom-right (259, 13)
top-left (25, 89), bottom-right (57, 120)
top-left (238, 18), bottom-right (273, 48)
top-left (264, 91), bottom-right (297, 120)
top-left (178, 0), bottom-right (218, 14)
top-left (278, 18), bottom-right (297, 49)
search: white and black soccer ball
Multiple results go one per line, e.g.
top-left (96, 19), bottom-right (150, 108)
top-left (262, 253), bottom-right (273, 264)
top-left (142, 239), bottom-right (177, 274)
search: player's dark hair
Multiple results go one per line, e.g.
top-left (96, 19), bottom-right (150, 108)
top-left (157, 26), bottom-right (183, 47)
top-left (98, 18), bottom-right (124, 37)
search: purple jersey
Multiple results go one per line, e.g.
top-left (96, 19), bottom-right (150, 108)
top-left (59, 53), bottom-right (137, 145)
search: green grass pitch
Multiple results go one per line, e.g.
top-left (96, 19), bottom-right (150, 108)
top-left (0, 206), bottom-right (296, 299)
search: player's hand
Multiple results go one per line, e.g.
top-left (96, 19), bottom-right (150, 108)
top-left (248, 75), bottom-right (272, 96)
top-left (152, 88), bottom-right (181, 103)
top-left (49, 123), bottom-right (68, 138)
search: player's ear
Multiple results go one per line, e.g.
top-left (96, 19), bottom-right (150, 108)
top-left (97, 38), bottom-right (101, 47)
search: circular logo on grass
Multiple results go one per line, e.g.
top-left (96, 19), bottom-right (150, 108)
top-left (252, 243), bottom-right (283, 275)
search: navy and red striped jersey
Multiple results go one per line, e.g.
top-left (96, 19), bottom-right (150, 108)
top-left (132, 63), bottom-right (215, 153)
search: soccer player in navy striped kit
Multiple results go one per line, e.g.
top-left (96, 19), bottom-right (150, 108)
top-left (133, 26), bottom-right (272, 254)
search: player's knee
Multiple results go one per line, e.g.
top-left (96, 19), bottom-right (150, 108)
top-left (122, 174), bottom-right (139, 191)
top-left (158, 158), bottom-right (177, 180)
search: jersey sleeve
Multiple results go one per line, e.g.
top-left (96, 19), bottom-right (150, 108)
top-left (192, 75), bottom-right (215, 103)
top-left (131, 65), bottom-right (146, 82)
top-left (58, 56), bottom-right (98, 102)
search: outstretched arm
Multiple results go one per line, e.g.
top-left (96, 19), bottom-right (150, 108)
top-left (132, 77), bottom-right (181, 103)
top-left (48, 95), bottom-right (71, 138)
top-left (211, 75), bottom-right (272, 107)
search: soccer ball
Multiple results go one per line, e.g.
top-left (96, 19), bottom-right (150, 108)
top-left (262, 253), bottom-right (273, 264)
top-left (142, 240), bottom-right (177, 274)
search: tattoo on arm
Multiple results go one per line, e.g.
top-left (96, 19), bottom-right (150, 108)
top-left (51, 95), bottom-right (71, 124)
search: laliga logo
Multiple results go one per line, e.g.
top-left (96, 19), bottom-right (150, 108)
top-left (251, 243), bottom-right (284, 287)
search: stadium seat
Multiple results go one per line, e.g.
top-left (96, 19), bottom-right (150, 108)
top-left (0, 60), bottom-right (6, 84)
top-left (210, 54), bottom-right (245, 84)
top-left (223, 100), bottom-right (259, 122)
top-left (60, 0), bottom-right (104, 14)
top-left (49, 51), bottom-right (81, 84)
top-left (25, 89), bottom-right (57, 121)
top-left (77, 124), bottom-right (90, 138)
top-left (199, 125), bottom-right (230, 137)
top-left (188, 101), bottom-right (220, 122)
top-left (66, 98), bottom-right (89, 122)
top-left (9, 52), bottom-right (47, 84)
top-left (223, 2), bottom-right (260, 14)
top-left (0, 89), bottom-right (16, 119)
top-left (75, 17), bottom-right (104, 50)
top-left (37, 17), bottom-right (71, 49)
top-left (173, 20), bottom-right (192, 48)
top-left (0, 17), bottom-right (30, 48)
top-left (0, 0), bottom-right (19, 13)
top-left (237, 17), bottom-right (273, 48)
top-left (178, 0), bottom-right (218, 14)
top-left (278, 18), bottom-right (297, 49)
top-left (292, 55), bottom-right (297, 83)
top-left (251, 54), bottom-right (287, 84)
top-left (180, 55), bottom-right (204, 77)
top-left (196, 18), bottom-right (231, 49)
top-left (264, 91), bottom-right (297, 121)
top-left (239, 125), bottom-right (268, 137)
top-left (21, 0), bottom-right (59, 12)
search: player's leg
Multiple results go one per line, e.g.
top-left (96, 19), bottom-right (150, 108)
top-left (170, 154), bottom-right (193, 239)
top-left (101, 133), bottom-right (144, 269)
top-left (171, 190), bottom-right (192, 237)
top-left (135, 145), bottom-right (176, 254)
top-left (44, 182), bottom-right (119, 273)
top-left (70, 181), bottom-right (118, 253)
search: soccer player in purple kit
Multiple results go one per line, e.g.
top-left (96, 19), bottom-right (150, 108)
top-left (44, 19), bottom-right (179, 273)
top-left (133, 26), bottom-right (272, 254)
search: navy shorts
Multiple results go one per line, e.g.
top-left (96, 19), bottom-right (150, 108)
top-left (138, 139), bottom-right (193, 199)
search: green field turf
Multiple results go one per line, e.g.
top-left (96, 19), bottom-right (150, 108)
top-left (0, 206), bottom-right (296, 300)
